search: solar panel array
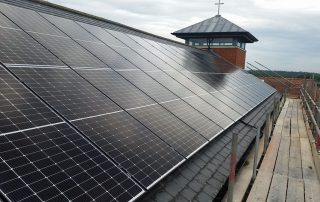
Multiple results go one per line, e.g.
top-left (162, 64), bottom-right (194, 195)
top-left (0, 2), bottom-right (276, 202)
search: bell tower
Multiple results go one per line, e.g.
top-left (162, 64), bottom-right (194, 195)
top-left (172, 1), bottom-right (258, 69)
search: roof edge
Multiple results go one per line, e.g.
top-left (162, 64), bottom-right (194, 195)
top-left (23, 0), bottom-right (186, 46)
top-left (172, 32), bottom-right (258, 43)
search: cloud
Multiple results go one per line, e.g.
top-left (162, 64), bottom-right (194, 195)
top-left (48, 0), bottom-right (320, 73)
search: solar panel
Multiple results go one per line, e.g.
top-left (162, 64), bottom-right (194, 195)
top-left (8, 66), bottom-right (121, 120)
top-left (75, 69), bottom-right (155, 110)
top-left (72, 111), bottom-right (184, 188)
top-left (0, 3), bottom-right (65, 36)
top-left (41, 13), bottom-right (100, 43)
top-left (128, 104), bottom-right (208, 157)
top-left (0, 12), bottom-right (19, 28)
top-left (145, 71), bottom-right (195, 98)
top-left (119, 70), bottom-right (179, 103)
top-left (0, 66), bottom-right (62, 134)
top-left (0, 1), bottom-right (278, 201)
top-left (77, 40), bottom-right (139, 70)
top-left (30, 33), bottom-right (107, 68)
top-left (0, 27), bottom-right (64, 66)
top-left (0, 123), bottom-right (143, 202)
top-left (184, 96), bottom-right (234, 129)
top-left (162, 100), bottom-right (224, 139)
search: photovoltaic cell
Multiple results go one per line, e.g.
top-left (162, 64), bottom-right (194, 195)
top-left (129, 35), bottom-right (185, 71)
top-left (8, 67), bottom-right (121, 120)
top-left (111, 47), bottom-right (160, 71)
top-left (119, 70), bottom-right (179, 103)
top-left (145, 71), bottom-right (195, 98)
top-left (184, 96), bottom-right (233, 129)
top-left (30, 33), bottom-right (107, 68)
top-left (164, 70), bottom-right (208, 95)
top-left (111, 31), bottom-right (175, 71)
top-left (77, 40), bottom-right (139, 70)
top-left (0, 27), bottom-right (64, 66)
top-left (41, 13), bottom-right (100, 43)
top-left (0, 123), bottom-right (143, 202)
top-left (0, 66), bottom-right (62, 134)
top-left (0, 3), bottom-right (65, 36)
top-left (210, 91), bottom-right (248, 115)
top-left (162, 100), bottom-right (223, 140)
top-left (0, 12), bottom-right (19, 29)
top-left (76, 69), bottom-right (155, 109)
top-left (128, 104), bottom-right (208, 157)
top-left (199, 94), bottom-right (241, 120)
top-left (72, 111), bottom-right (184, 188)
top-left (78, 22), bottom-right (126, 48)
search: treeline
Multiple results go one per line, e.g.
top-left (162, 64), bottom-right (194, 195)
top-left (247, 70), bottom-right (320, 83)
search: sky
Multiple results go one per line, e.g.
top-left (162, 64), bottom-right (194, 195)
top-left (48, 0), bottom-right (320, 73)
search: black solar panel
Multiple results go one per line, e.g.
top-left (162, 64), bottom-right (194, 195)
top-left (145, 71), bottom-right (195, 98)
top-left (30, 33), bottom-right (107, 68)
top-left (119, 70), bottom-right (179, 103)
top-left (72, 111), bottom-right (184, 188)
top-left (41, 13), bottom-right (100, 43)
top-left (128, 104), bottom-right (208, 157)
top-left (8, 66), bottom-right (121, 120)
top-left (0, 66), bottom-right (62, 134)
top-left (162, 100), bottom-right (223, 139)
top-left (77, 40), bottom-right (139, 70)
top-left (76, 69), bottom-right (155, 110)
top-left (0, 27), bottom-right (64, 66)
top-left (0, 3), bottom-right (65, 36)
top-left (184, 96), bottom-right (234, 129)
top-left (0, 1), bottom-right (277, 201)
top-left (0, 123), bottom-right (143, 202)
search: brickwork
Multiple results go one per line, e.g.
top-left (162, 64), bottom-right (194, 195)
top-left (258, 77), bottom-right (316, 97)
top-left (213, 47), bottom-right (246, 69)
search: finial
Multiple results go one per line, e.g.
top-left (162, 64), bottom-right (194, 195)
top-left (215, 0), bottom-right (224, 15)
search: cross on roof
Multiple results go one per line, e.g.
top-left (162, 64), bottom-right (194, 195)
top-left (214, 0), bottom-right (224, 15)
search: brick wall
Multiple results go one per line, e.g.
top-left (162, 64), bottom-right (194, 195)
top-left (258, 77), bottom-right (311, 96)
top-left (212, 47), bottom-right (246, 68)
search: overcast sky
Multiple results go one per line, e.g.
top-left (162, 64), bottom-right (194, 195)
top-left (48, 0), bottom-right (320, 73)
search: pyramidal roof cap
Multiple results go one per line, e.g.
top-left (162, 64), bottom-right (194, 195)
top-left (172, 15), bottom-right (258, 43)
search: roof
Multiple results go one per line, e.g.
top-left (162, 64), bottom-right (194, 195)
top-left (140, 93), bottom-right (280, 202)
top-left (0, 1), bottom-right (277, 202)
top-left (172, 15), bottom-right (258, 43)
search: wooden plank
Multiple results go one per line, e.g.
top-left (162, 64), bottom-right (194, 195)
top-left (298, 106), bottom-right (308, 138)
top-left (300, 139), bottom-right (318, 180)
top-left (291, 100), bottom-right (300, 138)
top-left (286, 177), bottom-right (305, 202)
top-left (267, 174), bottom-right (287, 202)
top-left (300, 138), bottom-right (320, 202)
top-left (246, 135), bottom-right (281, 202)
top-left (274, 137), bottom-right (290, 175)
top-left (304, 179), bottom-right (320, 202)
top-left (247, 101), bottom-right (289, 202)
top-left (289, 138), bottom-right (303, 179)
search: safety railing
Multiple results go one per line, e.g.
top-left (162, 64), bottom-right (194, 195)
top-left (300, 86), bottom-right (320, 153)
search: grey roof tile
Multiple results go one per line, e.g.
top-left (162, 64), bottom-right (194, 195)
top-left (196, 192), bottom-right (214, 202)
top-left (155, 191), bottom-right (173, 202)
top-left (164, 181), bottom-right (184, 197)
top-left (174, 195), bottom-right (189, 202)
top-left (174, 175), bottom-right (189, 188)
top-left (202, 183), bottom-right (217, 196)
top-left (180, 169), bottom-right (197, 180)
top-left (188, 180), bottom-right (203, 193)
top-left (200, 168), bottom-right (213, 178)
top-left (180, 188), bottom-right (197, 201)
top-left (188, 163), bottom-right (202, 173)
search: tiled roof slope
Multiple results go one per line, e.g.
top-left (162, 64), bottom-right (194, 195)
top-left (140, 93), bottom-right (280, 202)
